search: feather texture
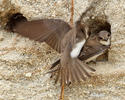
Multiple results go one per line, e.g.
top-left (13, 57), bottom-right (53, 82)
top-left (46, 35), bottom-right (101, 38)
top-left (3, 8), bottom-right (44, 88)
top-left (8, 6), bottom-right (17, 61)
top-left (6, 17), bottom-right (71, 53)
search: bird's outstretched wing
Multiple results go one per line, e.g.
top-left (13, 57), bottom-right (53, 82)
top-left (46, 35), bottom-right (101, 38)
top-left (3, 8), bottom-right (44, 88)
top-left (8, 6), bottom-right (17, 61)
top-left (6, 16), bottom-right (71, 53)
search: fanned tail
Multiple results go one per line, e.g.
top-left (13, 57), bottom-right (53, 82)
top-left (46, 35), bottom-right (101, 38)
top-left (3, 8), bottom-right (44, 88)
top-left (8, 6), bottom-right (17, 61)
top-left (62, 58), bottom-right (95, 85)
top-left (49, 58), bottom-right (95, 85)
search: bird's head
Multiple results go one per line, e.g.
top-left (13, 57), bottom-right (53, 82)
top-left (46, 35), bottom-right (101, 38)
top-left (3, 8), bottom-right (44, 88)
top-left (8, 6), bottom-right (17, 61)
top-left (98, 30), bottom-right (111, 46)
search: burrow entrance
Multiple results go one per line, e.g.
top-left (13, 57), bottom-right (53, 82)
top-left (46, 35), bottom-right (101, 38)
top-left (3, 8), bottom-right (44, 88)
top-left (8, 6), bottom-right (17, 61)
top-left (87, 17), bottom-right (111, 61)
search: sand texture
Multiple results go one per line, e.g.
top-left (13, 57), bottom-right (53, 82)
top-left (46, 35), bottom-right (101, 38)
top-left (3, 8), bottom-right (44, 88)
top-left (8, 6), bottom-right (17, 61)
top-left (0, 0), bottom-right (125, 100)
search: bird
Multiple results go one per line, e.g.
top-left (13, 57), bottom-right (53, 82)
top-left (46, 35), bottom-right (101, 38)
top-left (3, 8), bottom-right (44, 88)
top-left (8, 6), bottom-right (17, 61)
top-left (79, 30), bottom-right (111, 63)
top-left (48, 22), bottom-right (111, 100)
top-left (5, 6), bottom-right (96, 100)
top-left (51, 30), bottom-right (111, 69)
top-left (53, 20), bottom-right (96, 99)
top-left (46, 6), bottom-right (96, 99)
top-left (49, 30), bottom-right (111, 99)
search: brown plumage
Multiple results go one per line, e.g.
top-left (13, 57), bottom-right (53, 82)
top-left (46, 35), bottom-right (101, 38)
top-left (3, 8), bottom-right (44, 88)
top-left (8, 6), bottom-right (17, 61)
top-left (5, 6), bottom-right (95, 100)
top-left (6, 13), bottom-right (71, 53)
top-left (49, 18), bottom-right (95, 99)
top-left (5, 6), bottom-right (96, 81)
top-left (79, 30), bottom-right (111, 62)
top-left (58, 21), bottom-right (95, 85)
top-left (6, 13), bottom-right (27, 32)
top-left (51, 30), bottom-right (111, 69)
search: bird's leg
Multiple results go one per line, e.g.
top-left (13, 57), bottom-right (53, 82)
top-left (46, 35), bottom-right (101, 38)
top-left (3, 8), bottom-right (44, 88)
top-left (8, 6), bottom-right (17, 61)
top-left (60, 82), bottom-right (65, 100)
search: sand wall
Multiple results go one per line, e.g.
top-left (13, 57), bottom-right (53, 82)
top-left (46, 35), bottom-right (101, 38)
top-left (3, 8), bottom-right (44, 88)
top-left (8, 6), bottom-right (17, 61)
top-left (0, 0), bottom-right (125, 100)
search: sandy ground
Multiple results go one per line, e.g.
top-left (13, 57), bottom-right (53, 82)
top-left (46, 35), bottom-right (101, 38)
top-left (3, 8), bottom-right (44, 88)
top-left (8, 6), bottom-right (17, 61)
top-left (0, 0), bottom-right (125, 100)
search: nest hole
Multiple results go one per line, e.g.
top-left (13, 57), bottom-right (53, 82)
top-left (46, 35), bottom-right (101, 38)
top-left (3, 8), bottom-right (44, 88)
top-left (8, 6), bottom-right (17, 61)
top-left (88, 18), bottom-right (111, 61)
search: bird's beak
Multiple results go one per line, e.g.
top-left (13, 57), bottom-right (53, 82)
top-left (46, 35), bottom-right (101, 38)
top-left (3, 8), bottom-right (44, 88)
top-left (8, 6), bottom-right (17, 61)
top-left (104, 39), bottom-right (108, 41)
top-left (100, 38), bottom-right (110, 46)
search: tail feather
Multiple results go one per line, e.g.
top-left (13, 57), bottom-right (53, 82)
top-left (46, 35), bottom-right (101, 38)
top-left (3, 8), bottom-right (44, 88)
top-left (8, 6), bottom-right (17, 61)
top-left (63, 58), bottom-right (95, 85)
top-left (65, 63), bottom-right (71, 84)
top-left (49, 58), bottom-right (95, 85)
top-left (69, 63), bottom-right (76, 82)
top-left (64, 63), bottom-right (69, 84)
top-left (74, 60), bottom-right (86, 81)
top-left (84, 63), bottom-right (96, 72)
top-left (77, 59), bottom-right (91, 77)
top-left (50, 59), bottom-right (95, 85)
top-left (71, 60), bottom-right (85, 82)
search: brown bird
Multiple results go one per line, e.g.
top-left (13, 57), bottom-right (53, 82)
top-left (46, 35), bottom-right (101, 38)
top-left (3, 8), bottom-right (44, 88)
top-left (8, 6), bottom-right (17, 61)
top-left (79, 30), bottom-right (111, 62)
top-left (51, 30), bottom-right (111, 69)
top-left (5, 6), bottom-right (95, 99)
top-left (54, 20), bottom-right (95, 99)
top-left (49, 30), bottom-right (110, 99)
top-left (48, 7), bottom-right (95, 99)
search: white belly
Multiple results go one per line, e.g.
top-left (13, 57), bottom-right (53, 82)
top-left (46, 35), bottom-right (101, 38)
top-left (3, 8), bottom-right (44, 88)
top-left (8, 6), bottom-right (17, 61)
top-left (70, 39), bottom-right (86, 58)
